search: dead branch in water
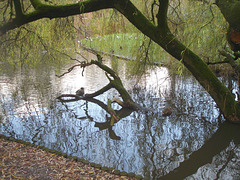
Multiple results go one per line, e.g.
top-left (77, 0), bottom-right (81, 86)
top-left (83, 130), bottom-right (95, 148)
top-left (56, 54), bottom-right (137, 110)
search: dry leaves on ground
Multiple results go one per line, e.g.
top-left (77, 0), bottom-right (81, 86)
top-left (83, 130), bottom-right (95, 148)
top-left (0, 138), bottom-right (137, 179)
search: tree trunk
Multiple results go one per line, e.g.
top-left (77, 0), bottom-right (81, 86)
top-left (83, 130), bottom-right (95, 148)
top-left (216, 0), bottom-right (240, 52)
top-left (216, 0), bottom-right (240, 31)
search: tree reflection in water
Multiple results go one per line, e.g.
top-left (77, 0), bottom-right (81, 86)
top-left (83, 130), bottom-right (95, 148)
top-left (0, 57), bottom-right (240, 179)
top-left (57, 96), bottom-right (134, 140)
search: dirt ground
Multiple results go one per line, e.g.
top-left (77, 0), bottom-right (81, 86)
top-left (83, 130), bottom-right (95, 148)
top-left (0, 138), bottom-right (139, 179)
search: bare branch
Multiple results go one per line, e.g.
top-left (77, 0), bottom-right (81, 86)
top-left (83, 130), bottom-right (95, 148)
top-left (85, 83), bottom-right (113, 98)
top-left (56, 64), bottom-right (82, 78)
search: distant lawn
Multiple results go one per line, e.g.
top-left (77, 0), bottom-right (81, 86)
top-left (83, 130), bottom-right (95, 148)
top-left (80, 33), bottom-right (171, 64)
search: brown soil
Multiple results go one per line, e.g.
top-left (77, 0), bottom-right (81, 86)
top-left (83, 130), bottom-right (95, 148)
top-left (0, 138), bottom-right (138, 180)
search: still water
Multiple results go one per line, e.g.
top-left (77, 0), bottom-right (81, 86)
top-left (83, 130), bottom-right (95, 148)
top-left (0, 51), bottom-right (240, 179)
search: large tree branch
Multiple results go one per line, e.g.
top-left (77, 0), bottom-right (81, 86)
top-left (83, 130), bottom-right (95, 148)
top-left (0, 0), bottom-right (114, 35)
top-left (113, 0), bottom-right (240, 122)
top-left (90, 59), bottom-right (120, 80)
top-left (85, 83), bottom-right (113, 98)
top-left (113, 0), bottom-right (157, 40)
top-left (216, 0), bottom-right (240, 30)
top-left (90, 58), bottom-right (135, 107)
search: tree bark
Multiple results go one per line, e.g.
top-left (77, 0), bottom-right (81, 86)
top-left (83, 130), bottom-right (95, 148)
top-left (216, 0), bottom-right (240, 31)
top-left (88, 59), bottom-right (136, 109)
top-left (216, 0), bottom-right (240, 52)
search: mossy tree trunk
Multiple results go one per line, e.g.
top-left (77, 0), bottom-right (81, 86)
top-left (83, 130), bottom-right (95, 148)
top-left (86, 59), bottom-right (137, 109)
top-left (216, 0), bottom-right (240, 52)
top-left (114, 0), bottom-right (240, 122)
top-left (1, 0), bottom-right (240, 122)
top-left (216, 0), bottom-right (240, 31)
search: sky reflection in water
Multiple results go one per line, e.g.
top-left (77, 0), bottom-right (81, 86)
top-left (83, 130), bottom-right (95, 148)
top-left (0, 55), bottom-right (240, 179)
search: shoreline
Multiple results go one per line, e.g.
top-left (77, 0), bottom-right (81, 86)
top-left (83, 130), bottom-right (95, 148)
top-left (0, 134), bottom-right (143, 179)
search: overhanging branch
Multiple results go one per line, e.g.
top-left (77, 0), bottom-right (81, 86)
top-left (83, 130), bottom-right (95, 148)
top-left (0, 0), bottom-right (114, 35)
top-left (85, 83), bottom-right (113, 98)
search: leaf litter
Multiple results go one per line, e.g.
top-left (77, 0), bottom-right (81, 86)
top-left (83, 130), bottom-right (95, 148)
top-left (0, 138), bottom-right (138, 179)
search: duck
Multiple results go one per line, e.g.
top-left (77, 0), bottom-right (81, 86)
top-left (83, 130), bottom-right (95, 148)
top-left (76, 87), bottom-right (85, 96)
top-left (162, 106), bottom-right (172, 117)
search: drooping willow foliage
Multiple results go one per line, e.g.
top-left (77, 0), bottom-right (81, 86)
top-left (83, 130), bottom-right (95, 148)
top-left (0, 0), bottom-right (228, 68)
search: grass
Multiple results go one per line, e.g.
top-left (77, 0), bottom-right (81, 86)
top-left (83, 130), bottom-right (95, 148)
top-left (80, 33), bottom-right (172, 64)
top-left (79, 32), bottom-right (191, 77)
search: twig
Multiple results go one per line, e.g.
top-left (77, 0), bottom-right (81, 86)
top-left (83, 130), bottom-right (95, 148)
top-left (56, 64), bottom-right (82, 78)
top-left (207, 60), bottom-right (230, 65)
top-left (56, 60), bottom-right (93, 78)
top-left (75, 51), bottom-right (88, 61)
top-left (53, 48), bottom-right (82, 63)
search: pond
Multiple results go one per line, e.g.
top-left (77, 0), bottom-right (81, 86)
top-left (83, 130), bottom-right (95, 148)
top-left (1, 50), bottom-right (240, 179)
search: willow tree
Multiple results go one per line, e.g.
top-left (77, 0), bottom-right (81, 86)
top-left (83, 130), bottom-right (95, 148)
top-left (0, 0), bottom-right (240, 122)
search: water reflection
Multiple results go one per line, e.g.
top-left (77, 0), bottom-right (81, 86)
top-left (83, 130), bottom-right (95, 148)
top-left (0, 54), bottom-right (240, 179)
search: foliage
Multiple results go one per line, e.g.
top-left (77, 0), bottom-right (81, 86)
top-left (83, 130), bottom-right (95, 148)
top-left (0, 0), bottom-right (228, 69)
top-left (78, 0), bottom-right (229, 75)
top-left (169, 1), bottom-right (228, 63)
top-left (0, 18), bottom-right (76, 67)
